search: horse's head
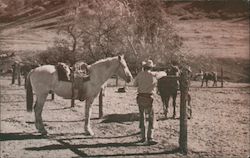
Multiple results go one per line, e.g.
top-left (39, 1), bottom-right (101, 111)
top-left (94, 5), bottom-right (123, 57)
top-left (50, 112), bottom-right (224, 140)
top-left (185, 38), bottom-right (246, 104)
top-left (115, 55), bottom-right (133, 83)
top-left (168, 65), bottom-right (180, 76)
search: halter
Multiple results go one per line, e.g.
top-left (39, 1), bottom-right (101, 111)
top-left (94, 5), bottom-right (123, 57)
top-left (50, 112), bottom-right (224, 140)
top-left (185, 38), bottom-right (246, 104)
top-left (114, 57), bottom-right (130, 83)
top-left (115, 57), bottom-right (125, 73)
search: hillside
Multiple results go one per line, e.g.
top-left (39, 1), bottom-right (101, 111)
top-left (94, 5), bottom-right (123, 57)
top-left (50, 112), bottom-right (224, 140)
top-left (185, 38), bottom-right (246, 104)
top-left (0, 0), bottom-right (249, 82)
top-left (0, 0), bottom-right (66, 51)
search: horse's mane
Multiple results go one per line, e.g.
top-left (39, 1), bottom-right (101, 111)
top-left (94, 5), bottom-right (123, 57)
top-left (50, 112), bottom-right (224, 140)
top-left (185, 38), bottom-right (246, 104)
top-left (89, 56), bottom-right (118, 69)
top-left (92, 56), bottom-right (117, 65)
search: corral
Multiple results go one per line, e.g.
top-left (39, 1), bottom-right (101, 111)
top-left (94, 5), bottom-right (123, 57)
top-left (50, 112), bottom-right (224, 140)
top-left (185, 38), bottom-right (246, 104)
top-left (0, 1), bottom-right (249, 157)
top-left (1, 76), bottom-right (249, 157)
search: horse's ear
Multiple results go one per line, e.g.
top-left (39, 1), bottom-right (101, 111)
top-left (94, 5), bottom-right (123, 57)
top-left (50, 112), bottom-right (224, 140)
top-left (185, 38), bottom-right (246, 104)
top-left (118, 55), bottom-right (124, 61)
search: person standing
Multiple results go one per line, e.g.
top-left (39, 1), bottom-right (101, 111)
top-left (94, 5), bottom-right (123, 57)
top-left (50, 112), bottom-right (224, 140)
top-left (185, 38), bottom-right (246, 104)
top-left (134, 60), bottom-right (157, 145)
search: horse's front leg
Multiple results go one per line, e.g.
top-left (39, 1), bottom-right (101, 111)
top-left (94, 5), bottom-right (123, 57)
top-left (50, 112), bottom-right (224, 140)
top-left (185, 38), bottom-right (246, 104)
top-left (201, 79), bottom-right (204, 87)
top-left (172, 94), bottom-right (177, 119)
top-left (160, 95), bottom-right (167, 117)
top-left (84, 97), bottom-right (95, 136)
top-left (165, 96), bottom-right (170, 118)
top-left (213, 80), bottom-right (217, 87)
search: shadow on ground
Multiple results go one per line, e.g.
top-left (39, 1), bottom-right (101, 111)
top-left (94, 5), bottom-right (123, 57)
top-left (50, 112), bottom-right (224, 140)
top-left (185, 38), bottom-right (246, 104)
top-left (101, 113), bottom-right (140, 123)
top-left (25, 138), bottom-right (180, 158)
top-left (0, 132), bottom-right (45, 141)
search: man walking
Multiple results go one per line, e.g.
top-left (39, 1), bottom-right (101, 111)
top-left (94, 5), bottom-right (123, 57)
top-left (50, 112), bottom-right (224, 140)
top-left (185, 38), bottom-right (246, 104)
top-left (134, 60), bottom-right (157, 145)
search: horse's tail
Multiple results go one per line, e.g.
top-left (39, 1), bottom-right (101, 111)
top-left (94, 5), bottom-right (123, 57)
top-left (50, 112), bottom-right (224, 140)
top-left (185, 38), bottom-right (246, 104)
top-left (26, 71), bottom-right (33, 112)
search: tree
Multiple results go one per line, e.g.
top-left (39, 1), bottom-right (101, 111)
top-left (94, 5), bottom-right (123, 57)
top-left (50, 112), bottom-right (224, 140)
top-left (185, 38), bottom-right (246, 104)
top-left (51, 0), bottom-right (183, 68)
top-left (125, 0), bottom-right (183, 65)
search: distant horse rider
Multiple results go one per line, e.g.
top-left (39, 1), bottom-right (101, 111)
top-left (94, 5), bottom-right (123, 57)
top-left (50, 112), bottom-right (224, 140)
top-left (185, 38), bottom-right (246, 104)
top-left (134, 59), bottom-right (157, 145)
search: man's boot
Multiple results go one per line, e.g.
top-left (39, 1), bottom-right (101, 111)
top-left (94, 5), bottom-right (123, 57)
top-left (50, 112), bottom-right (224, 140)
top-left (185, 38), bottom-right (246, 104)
top-left (139, 126), bottom-right (146, 143)
top-left (147, 129), bottom-right (157, 145)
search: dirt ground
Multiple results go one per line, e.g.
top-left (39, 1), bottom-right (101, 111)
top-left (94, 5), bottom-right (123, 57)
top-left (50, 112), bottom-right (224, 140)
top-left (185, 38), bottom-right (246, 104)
top-left (0, 76), bottom-right (249, 158)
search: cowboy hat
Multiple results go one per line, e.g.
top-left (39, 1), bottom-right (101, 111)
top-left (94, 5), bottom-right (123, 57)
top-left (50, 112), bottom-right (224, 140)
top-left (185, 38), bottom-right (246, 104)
top-left (142, 59), bottom-right (155, 68)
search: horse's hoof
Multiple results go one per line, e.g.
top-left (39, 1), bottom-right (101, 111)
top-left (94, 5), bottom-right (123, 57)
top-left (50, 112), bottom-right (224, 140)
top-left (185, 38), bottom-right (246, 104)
top-left (38, 129), bottom-right (48, 136)
top-left (85, 132), bottom-right (94, 136)
top-left (164, 111), bottom-right (168, 118)
top-left (85, 130), bottom-right (94, 136)
top-left (40, 130), bottom-right (48, 136)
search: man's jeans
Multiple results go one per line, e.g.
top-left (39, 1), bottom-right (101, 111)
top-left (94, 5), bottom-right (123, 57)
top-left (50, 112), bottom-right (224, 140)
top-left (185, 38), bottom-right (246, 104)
top-left (137, 93), bottom-right (155, 140)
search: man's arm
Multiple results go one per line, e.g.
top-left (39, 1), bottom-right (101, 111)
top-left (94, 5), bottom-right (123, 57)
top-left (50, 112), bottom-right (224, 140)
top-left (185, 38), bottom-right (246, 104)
top-left (134, 74), bottom-right (139, 87)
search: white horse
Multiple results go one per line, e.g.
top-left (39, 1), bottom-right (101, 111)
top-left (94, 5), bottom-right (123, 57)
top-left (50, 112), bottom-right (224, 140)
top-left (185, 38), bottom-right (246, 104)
top-left (26, 55), bottom-right (133, 136)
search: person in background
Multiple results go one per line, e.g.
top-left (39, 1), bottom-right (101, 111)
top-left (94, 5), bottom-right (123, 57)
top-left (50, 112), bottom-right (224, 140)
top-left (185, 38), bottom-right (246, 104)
top-left (134, 59), bottom-right (158, 145)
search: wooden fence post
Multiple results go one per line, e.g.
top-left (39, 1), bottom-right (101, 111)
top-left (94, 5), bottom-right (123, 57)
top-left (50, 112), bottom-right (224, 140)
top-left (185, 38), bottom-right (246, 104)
top-left (11, 63), bottom-right (16, 84)
top-left (51, 93), bottom-right (54, 100)
top-left (16, 64), bottom-right (21, 86)
top-left (99, 88), bottom-right (103, 118)
top-left (221, 67), bottom-right (224, 88)
top-left (50, 91), bottom-right (55, 100)
top-left (116, 75), bottom-right (119, 87)
top-left (71, 68), bottom-right (75, 107)
top-left (179, 69), bottom-right (189, 154)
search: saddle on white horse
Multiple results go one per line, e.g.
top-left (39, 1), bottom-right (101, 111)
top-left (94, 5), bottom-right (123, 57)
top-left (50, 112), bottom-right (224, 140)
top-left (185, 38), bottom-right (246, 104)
top-left (56, 62), bottom-right (90, 101)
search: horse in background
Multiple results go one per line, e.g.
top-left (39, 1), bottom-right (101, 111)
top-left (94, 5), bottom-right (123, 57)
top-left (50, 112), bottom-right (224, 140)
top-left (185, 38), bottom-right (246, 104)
top-left (200, 70), bottom-right (217, 87)
top-left (157, 65), bottom-right (180, 118)
top-left (26, 55), bottom-right (133, 136)
top-left (193, 69), bottom-right (204, 81)
top-left (10, 61), bottom-right (40, 85)
top-left (20, 62), bottom-right (41, 86)
top-left (193, 69), bottom-right (218, 87)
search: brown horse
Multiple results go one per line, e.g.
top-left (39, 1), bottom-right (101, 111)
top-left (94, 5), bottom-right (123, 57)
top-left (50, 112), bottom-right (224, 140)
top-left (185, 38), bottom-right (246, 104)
top-left (157, 66), bottom-right (180, 118)
top-left (157, 66), bottom-right (192, 119)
